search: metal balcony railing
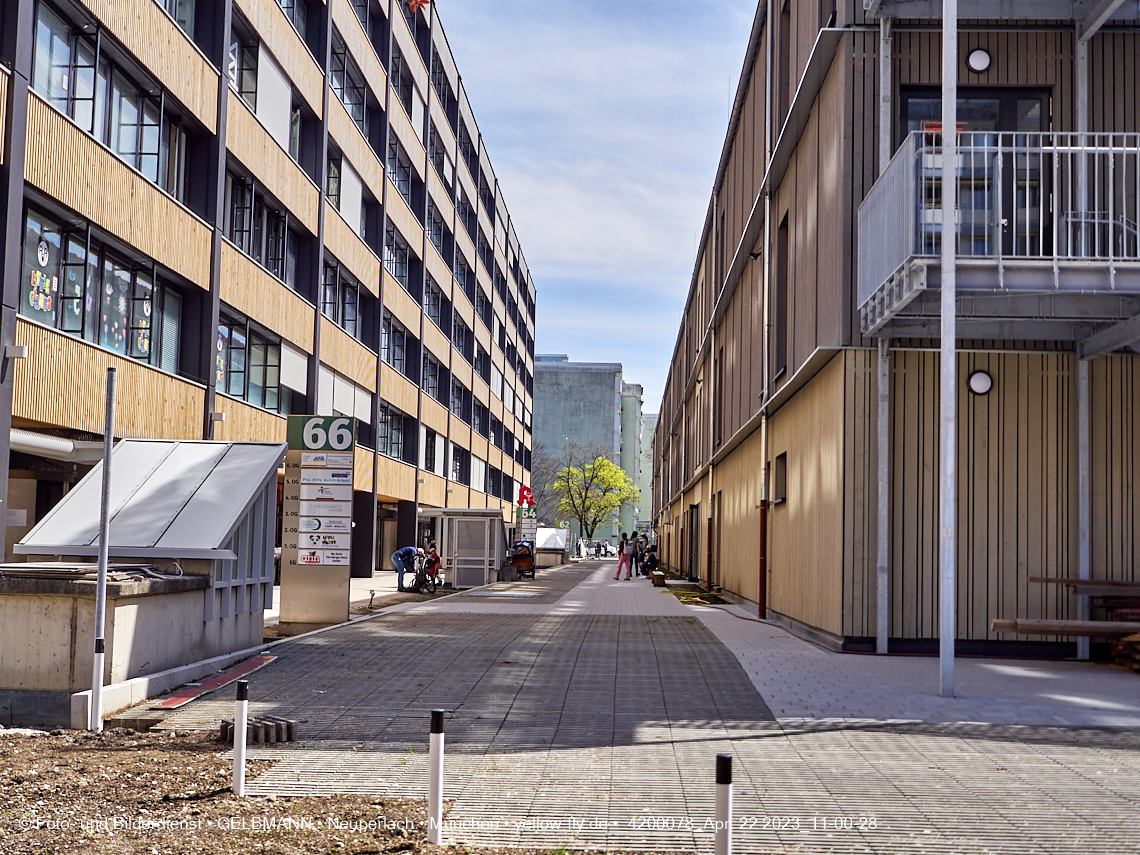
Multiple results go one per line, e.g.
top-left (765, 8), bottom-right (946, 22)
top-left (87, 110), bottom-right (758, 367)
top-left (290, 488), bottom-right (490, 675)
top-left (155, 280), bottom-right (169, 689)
top-left (858, 130), bottom-right (1140, 309)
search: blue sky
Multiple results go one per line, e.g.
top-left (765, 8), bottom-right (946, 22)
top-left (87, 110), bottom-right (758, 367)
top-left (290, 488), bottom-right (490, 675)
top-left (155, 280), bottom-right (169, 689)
top-left (437, 0), bottom-right (757, 411)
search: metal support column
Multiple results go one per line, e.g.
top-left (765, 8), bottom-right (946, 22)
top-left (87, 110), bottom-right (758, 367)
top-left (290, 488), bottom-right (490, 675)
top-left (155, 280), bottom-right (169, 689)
top-left (879, 17), bottom-right (892, 174)
top-left (1075, 36), bottom-right (1089, 256)
top-left (939, 0), bottom-right (959, 698)
top-left (1076, 358), bottom-right (1091, 661)
top-left (876, 337), bottom-right (890, 654)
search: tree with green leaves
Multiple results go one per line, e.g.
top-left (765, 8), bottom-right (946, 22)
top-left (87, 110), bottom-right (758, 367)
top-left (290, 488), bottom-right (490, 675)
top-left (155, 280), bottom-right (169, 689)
top-left (552, 443), bottom-right (640, 541)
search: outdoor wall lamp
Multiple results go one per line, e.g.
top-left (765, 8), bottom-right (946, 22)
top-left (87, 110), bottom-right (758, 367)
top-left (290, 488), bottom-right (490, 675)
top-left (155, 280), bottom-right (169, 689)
top-left (968, 371), bottom-right (994, 395)
top-left (967, 49), bottom-right (991, 74)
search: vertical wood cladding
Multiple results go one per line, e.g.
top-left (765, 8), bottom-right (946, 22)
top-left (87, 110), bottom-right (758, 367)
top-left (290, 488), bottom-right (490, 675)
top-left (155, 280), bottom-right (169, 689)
top-left (319, 317), bottom-right (377, 392)
top-left (213, 394), bottom-right (287, 443)
top-left (79, 0), bottom-right (218, 131)
top-left (235, 0), bottom-right (324, 118)
top-left (766, 353), bottom-right (845, 636)
top-left (328, 96), bottom-right (384, 204)
top-left (220, 242), bottom-right (315, 352)
top-left (25, 94), bottom-right (212, 288)
top-left (226, 92), bottom-right (320, 235)
top-left (13, 319), bottom-right (204, 439)
top-left (0, 69), bottom-right (8, 165)
top-left (324, 200), bottom-right (382, 298)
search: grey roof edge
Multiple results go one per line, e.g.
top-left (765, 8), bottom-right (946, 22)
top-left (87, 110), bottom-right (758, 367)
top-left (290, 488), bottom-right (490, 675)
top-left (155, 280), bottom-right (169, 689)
top-left (12, 545), bottom-right (239, 560)
top-left (534, 362), bottom-right (623, 372)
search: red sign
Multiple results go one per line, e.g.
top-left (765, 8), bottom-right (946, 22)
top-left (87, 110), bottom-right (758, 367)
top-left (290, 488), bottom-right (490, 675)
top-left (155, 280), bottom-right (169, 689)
top-left (517, 485), bottom-right (536, 507)
top-left (406, 0), bottom-right (430, 12)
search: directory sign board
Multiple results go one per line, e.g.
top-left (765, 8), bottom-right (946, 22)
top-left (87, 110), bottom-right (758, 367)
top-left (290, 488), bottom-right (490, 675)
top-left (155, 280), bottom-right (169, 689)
top-left (280, 416), bottom-right (356, 632)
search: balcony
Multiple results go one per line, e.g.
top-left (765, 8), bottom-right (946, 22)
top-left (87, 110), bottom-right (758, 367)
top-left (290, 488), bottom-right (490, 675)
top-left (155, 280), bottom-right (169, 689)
top-left (859, 131), bottom-right (1140, 341)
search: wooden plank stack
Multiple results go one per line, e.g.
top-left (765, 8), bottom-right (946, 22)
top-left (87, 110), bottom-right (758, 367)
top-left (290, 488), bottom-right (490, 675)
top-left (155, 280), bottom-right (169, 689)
top-left (1110, 634), bottom-right (1140, 673)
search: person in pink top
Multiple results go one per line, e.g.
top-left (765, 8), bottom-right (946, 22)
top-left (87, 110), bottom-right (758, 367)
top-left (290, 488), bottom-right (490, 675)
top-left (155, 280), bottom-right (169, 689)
top-left (614, 533), bottom-right (633, 580)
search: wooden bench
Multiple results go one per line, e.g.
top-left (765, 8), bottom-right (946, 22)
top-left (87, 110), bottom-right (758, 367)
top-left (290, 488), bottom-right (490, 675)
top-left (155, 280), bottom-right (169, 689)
top-left (652, 571), bottom-right (666, 588)
top-left (991, 618), bottom-right (1140, 638)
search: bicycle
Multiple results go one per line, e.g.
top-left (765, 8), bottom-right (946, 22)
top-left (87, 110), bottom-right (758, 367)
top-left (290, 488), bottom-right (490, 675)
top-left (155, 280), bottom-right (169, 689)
top-left (406, 553), bottom-right (439, 594)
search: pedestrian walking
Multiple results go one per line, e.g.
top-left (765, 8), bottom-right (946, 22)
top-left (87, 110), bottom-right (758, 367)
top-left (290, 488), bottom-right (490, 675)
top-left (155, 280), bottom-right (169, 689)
top-left (614, 533), bottom-right (635, 580)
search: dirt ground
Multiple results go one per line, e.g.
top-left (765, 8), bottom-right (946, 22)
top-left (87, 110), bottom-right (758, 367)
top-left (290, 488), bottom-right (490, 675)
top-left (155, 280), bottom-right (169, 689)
top-left (0, 728), bottom-right (669, 855)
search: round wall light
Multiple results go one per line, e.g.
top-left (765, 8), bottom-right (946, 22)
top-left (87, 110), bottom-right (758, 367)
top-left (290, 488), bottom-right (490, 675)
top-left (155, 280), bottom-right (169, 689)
top-left (968, 371), bottom-right (994, 396)
top-left (967, 49), bottom-right (992, 74)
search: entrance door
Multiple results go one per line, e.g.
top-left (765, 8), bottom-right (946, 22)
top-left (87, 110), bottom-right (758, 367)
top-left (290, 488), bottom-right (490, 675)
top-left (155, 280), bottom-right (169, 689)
top-left (902, 88), bottom-right (1050, 257)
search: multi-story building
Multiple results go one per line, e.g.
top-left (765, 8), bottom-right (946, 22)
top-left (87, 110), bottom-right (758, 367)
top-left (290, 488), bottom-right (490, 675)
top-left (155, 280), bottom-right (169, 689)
top-left (654, 1), bottom-right (1140, 656)
top-left (0, 0), bottom-right (536, 569)
top-left (533, 355), bottom-right (642, 544)
top-left (639, 412), bottom-right (657, 535)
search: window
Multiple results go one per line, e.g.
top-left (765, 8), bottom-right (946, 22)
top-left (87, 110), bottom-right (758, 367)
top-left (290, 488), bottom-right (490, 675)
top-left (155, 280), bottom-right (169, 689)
top-left (451, 312), bottom-right (470, 359)
top-left (21, 208), bottom-right (183, 372)
top-left (161, 0), bottom-right (196, 38)
top-left (217, 309), bottom-right (285, 413)
top-left (427, 124), bottom-right (454, 192)
top-left (224, 171), bottom-right (300, 288)
top-left (279, 0), bottom-right (307, 41)
top-left (475, 344), bottom-right (490, 383)
top-left (475, 288), bottom-right (492, 330)
top-left (387, 135), bottom-right (413, 206)
top-left (451, 444), bottom-right (469, 484)
top-left (32, 3), bottom-right (188, 201)
top-left (289, 102), bottom-right (302, 161)
top-left (390, 43), bottom-right (413, 118)
top-left (426, 198), bottom-right (448, 258)
top-left (229, 23), bottom-right (258, 110)
top-left (450, 377), bottom-right (466, 421)
top-left (456, 187), bottom-right (477, 241)
top-left (326, 154), bottom-right (341, 208)
top-left (772, 452), bottom-right (788, 504)
top-left (454, 253), bottom-right (474, 303)
top-left (321, 259), bottom-right (361, 339)
top-left (382, 310), bottom-right (409, 376)
top-left (384, 219), bottom-right (410, 288)
top-left (376, 402), bottom-right (406, 460)
top-left (458, 119), bottom-right (478, 180)
top-left (477, 229), bottom-right (493, 273)
top-left (429, 47), bottom-right (457, 131)
top-left (350, 0), bottom-right (368, 28)
top-left (478, 172), bottom-right (496, 219)
top-left (330, 30), bottom-right (366, 130)
top-left (422, 353), bottom-right (442, 400)
top-left (423, 275), bottom-right (443, 327)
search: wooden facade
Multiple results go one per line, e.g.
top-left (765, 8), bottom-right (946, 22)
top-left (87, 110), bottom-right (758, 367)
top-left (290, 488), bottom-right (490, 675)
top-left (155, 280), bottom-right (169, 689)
top-left (80, 0), bottom-right (218, 131)
top-left (654, 3), bottom-right (1140, 651)
top-left (220, 242), bottom-right (315, 352)
top-left (25, 94), bottom-right (213, 287)
top-left (1, 0), bottom-right (533, 569)
top-left (13, 320), bottom-right (204, 439)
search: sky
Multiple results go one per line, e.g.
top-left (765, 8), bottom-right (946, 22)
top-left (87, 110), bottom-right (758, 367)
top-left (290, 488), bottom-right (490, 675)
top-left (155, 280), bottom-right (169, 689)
top-left (437, 0), bottom-right (758, 411)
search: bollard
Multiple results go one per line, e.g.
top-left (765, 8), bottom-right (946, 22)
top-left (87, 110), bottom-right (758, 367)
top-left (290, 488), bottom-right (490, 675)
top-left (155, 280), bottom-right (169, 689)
top-left (233, 680), bottom-right (249, 796)
top-left (715, 754), bottom-right (733, 855)
top-left (428, 709), bottom-right (445, 844)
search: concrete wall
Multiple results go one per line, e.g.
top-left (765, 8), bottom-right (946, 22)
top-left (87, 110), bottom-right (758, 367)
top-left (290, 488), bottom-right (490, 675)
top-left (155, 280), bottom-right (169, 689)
top-left (620, 385), bottom-right (643, 537)
top-left (0, 587), bottom-right (262, 694)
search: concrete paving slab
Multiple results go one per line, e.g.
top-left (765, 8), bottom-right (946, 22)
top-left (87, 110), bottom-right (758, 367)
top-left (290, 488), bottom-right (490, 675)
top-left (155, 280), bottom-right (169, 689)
top-left (156, 561), bottom-right (1140, 854)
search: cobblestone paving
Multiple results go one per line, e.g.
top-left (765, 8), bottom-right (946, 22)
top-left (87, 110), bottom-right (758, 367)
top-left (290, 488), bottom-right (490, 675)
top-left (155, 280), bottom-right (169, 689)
top-left (156, 564), bottom-right (1140, 853)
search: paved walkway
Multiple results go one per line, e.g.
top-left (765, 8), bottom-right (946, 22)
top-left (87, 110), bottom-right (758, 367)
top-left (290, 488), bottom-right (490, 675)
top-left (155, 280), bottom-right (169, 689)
top-left (156, 561), bottom-right (1140, 853)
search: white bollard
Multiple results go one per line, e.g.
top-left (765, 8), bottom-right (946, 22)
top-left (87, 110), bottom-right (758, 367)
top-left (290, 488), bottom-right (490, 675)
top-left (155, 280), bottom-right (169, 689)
top-left (233, 680), bottom-right (249, 796)
top-left (428, 709), bottom-right (445, 844)
top-left (715, 753), bottom-right (733, 855)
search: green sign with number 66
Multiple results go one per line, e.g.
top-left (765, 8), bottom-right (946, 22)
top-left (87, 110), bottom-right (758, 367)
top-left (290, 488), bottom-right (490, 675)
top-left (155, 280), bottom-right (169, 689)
top-left (287, 416), bottom-right (356, 452)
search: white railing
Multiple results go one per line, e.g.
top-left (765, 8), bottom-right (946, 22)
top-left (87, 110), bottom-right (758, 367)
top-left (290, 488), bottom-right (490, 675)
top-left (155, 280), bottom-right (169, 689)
top-left (858, 130), bottom-right (1140, 308)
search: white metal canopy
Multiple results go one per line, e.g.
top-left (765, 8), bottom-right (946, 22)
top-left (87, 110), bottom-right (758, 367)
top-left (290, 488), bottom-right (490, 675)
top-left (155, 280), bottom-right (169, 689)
top-left (15, 440), bottom-right (287, 560)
